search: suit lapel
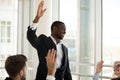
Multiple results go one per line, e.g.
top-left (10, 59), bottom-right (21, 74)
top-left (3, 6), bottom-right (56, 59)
top-left (48, 37), bottom-right (56, 50)
top-left (61, 44), bottom-right (67, 68)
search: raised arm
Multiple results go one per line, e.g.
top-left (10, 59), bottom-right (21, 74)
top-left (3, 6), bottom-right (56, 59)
top-left (27, 0), bottom-right (46, 48)
top-left (33, 0), bottom-right (46, 23)
top-left (93, 60), bottom-right (104, 80)
top-left (46, 49), bottom-right (57, 80)
top-left (96, 60), bottom-right (104, 74)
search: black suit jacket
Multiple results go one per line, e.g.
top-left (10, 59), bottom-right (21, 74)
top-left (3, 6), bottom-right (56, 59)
top-left (27, 26), bottom-right (72, 80)
top-left (5, 77), bottom-right (13, 80)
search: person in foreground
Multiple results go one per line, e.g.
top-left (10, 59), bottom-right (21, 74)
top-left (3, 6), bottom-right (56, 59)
top-left (4, 49), bottom-right (57, 80)
top-left (93, 60), bottom-right (120, 80)
top-left (45, 49), bottom-right (57, 80)
top-left (5, 54), bottom-right (27, 80)
top-left (27, 0), bottom-right (72, 80)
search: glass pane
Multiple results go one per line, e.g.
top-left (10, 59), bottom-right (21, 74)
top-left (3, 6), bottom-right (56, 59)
top-left (1, 21), bottom-right (6, 25)
top-left (60, 0), bottom-right (95, 79)
top-left (102, 79), bottom-right (110, 80)
top-left (102, 66), bottom-right (113, 78)
top-left (103, 0), bottom-right (120, 64)
top-left (7, 21), bottom-right (11, 25)
top-left (72, 75), bottom-right (80, 80)
top-left (80, 0), bottom-right (95, 64)
top-left (0, 0), bottom-right (18, 79)
top-left (79, 65), bottom-right (94, 75)
top-left (0, 0), bottom-right (18, 53)
top-left (60, 0), bottom-right (77, 62)
top-left (7, 26), bottom-right (11, 37)
top-left (1, 27), bottom-right (5, 37)
top-left (59, 0), bottom-right (95, 63)
top-left (80, 76), bottom-right (92, 80)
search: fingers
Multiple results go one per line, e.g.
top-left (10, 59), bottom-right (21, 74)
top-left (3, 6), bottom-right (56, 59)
top-left (51, 49), bottom-right (57, 62)
top-left (96, 60), bottom-right (104, 73)
top-left (42, 8), bottom-right (47, 14)
top-left (98, 60), bottom-right (104, 67)
top-left (39, 0), bottom-right (44, 8)
top-left (46, 49), bottom-right (57, 76)
top-left (46, 49), bottom-right (57, 62)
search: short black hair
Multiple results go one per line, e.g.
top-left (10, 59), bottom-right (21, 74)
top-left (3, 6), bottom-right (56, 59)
top-left (51, 21), bottom-right (65, 31)
top-left (111, 77), bottom-right (120, 80)
top-left (5, 54), bottom-right (27, 78)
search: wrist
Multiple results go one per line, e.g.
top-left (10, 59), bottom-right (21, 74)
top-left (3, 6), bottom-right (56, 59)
top-left (95, 71), bottom-right (100, 74)
top-left (47, 71), bottom-right (55, 76)
top-left (33, 16), bottom-right (40, 23)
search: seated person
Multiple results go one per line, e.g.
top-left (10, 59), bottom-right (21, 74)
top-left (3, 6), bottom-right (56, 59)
top-left (4, 49), bottom-right (56, 80)
top-left (93, 60), bottom-right (120, 80)
top-left (5, 54), bottom-right (27, 80)
top-left (111, 77), bottom-right (120, 80)
top-left (112, 61), bottom-right (120, 78)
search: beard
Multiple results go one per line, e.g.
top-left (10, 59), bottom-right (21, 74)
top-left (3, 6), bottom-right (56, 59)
top-left (21, 76), bottom-right (26, 80)
top-left (56, 34), bottom-right (64, 40)
top-left (57, 36), bottom-right (63, 39)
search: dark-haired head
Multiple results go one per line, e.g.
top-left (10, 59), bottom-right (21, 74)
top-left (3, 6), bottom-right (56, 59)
top-left (5, 54), bottom-right (27, 80)
top-left (111, 77), bottom-right (120, 80)
top-left (51, 21), bottom-right (66, 41)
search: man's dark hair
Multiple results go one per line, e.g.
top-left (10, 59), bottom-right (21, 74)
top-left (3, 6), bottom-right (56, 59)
top-left (5, 54), bottom-right (27, 78)
top-left (51, 21), bottom-right (65, 32)
top-left (111, 77), bottom-right (120, 80)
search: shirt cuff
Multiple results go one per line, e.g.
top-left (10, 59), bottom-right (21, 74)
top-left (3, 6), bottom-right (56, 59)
top-left (46, 75), bottom-right (55, 80)
top-left (30, 23), bottom-right (38, 30)
top-left (93, 73), bottom-right (99, 80)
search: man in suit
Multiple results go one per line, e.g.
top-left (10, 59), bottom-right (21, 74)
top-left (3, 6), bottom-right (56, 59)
top-left (27, 0), bottom-right (72, 80)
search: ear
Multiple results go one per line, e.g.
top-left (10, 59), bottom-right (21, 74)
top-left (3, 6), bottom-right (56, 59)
top-left (20, 69), bottom-right (24, 77)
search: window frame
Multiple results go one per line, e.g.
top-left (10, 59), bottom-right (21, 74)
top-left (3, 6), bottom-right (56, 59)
top-left (52, 0), bottom-right (107, 79)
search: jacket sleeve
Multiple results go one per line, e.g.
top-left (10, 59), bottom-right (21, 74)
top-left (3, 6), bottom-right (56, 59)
top-left (64, 56), bottom-right (72, 80)
top-left (27, 26), bottom-right (44, 49)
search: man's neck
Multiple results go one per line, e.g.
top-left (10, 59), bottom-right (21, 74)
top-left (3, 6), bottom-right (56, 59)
top-left (13, 76), bottom-right (21, 80)
top-left (51, 34), bottom-right (60, 44)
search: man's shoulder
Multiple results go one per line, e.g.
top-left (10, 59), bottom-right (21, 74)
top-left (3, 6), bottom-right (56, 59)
top-left (38, 34), bottom-right (49, 39)
top-left (4, 77), bottom-right (13, 80)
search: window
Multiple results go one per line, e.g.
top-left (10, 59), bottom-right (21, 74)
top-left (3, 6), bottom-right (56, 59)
top-left (59, 0), bottom-right (96, 79)
top-left (102, 0), bottom-right (120, 79)
top-left (0, 21), bottom-right (11, 43)
top-left (0, 0), bottom-right (18, 79)
top-left (57, 0), bottom-right (120, 79)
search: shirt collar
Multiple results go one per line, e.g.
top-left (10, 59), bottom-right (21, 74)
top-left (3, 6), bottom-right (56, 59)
top-left (50, 35), bottom-right (62, 45)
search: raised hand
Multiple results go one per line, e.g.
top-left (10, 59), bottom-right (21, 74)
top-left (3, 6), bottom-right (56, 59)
top-left (96, 60), bottom-right (104, 74)
top-left (33, 0), bottom-right (46, 23)
top-left (45, 49), bottom-right (57, 76)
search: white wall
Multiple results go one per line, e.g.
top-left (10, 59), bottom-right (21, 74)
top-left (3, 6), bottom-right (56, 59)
top-left (32, 0), bottom-right (52, 36)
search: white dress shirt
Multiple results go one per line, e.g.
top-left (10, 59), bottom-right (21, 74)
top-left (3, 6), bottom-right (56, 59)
top-left (50, 36), bottom-right (63, 69)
